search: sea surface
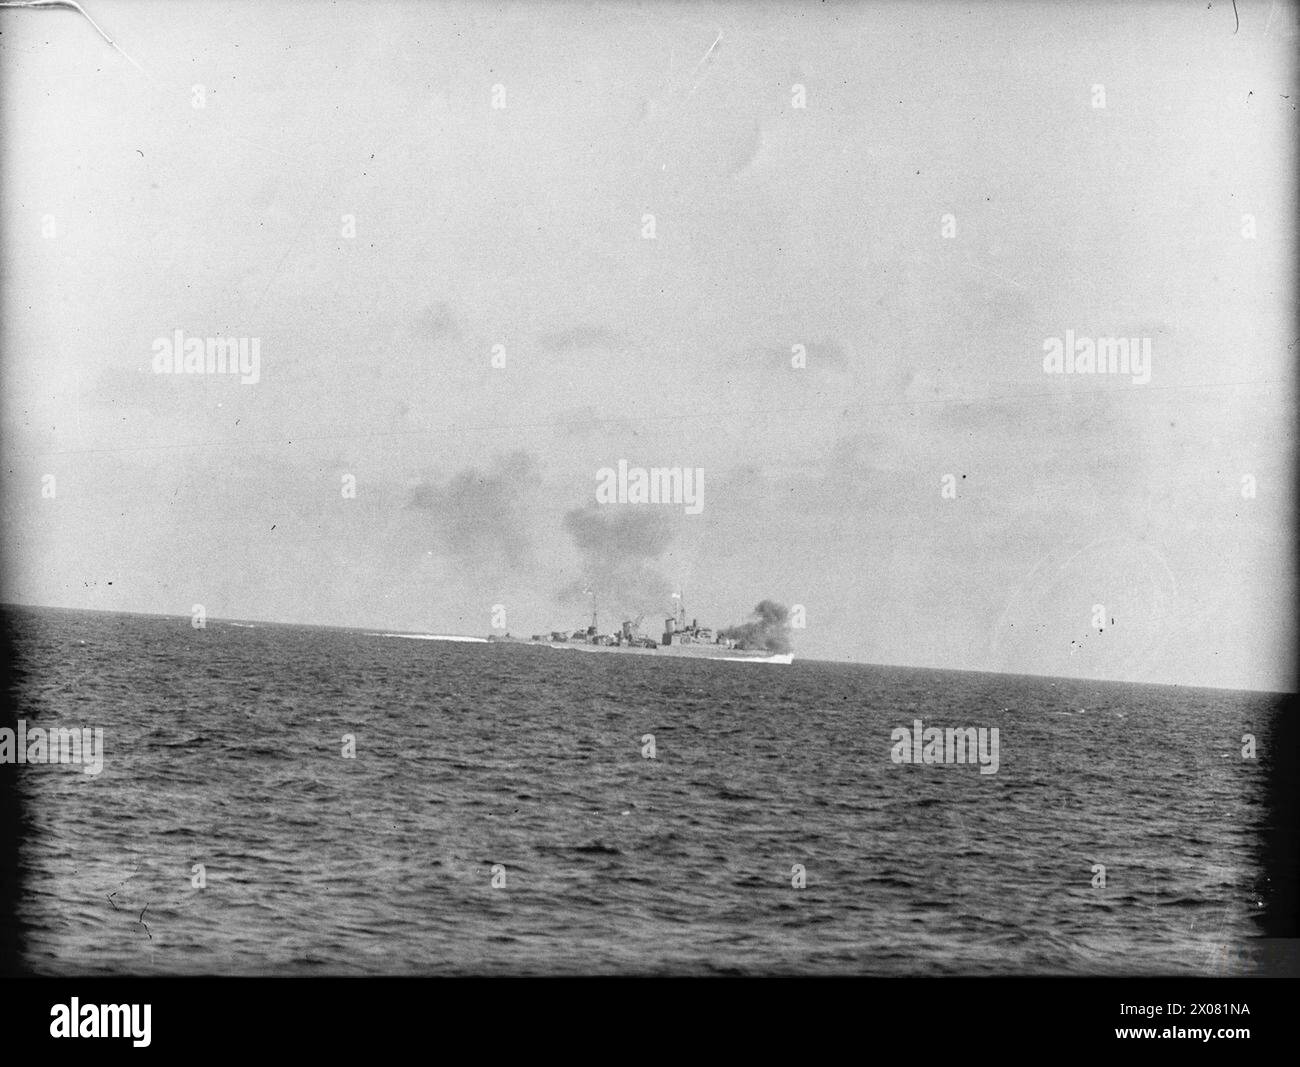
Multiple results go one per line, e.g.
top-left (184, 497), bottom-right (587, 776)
top-left (3, 605), bottom-right (1290, 975)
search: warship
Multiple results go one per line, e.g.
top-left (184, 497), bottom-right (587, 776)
top-left (500, 593), bottom-right (794, 664)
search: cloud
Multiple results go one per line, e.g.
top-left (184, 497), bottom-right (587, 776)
top-left (537, 326), bottom-right (627, 354)
top-left (412, 302), bottom-right (462, 344)
top-left (408, 450), bottom-right (540, 569)
top-left (554, 405), bottom-right (636, 439)
top-left (745, 338), bottom-right (849, 374)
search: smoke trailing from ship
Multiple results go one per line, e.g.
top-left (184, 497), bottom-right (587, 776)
top-left (720, 600), bottom-right (794, 653)
top-left (559, 505), bottom-right (676, 624)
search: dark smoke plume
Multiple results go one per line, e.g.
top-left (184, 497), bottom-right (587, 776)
top-left (560, 505), bottom-right (676, 622)
top-left (720, 600), bottom-right (794, 653)
top-left (408, 451), bottom-right (538, 569)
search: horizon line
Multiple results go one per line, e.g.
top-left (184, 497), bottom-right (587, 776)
top-left (1, 600), bottom-right (1291, 697)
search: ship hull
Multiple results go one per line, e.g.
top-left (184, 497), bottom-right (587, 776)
top-left (538, 641), bottom-right (792, 664)
top-left (371, 632), bottom-right (794, 664)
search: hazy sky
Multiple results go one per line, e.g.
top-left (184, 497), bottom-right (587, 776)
top-left (2, 0), bottom-right (1295, 690)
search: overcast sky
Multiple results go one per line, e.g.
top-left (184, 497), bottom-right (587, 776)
top-left (2, 0), bottom-right (1295, 690)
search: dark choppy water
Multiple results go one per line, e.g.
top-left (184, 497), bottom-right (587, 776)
top-left (3, 606), bottom-right (1288, 974)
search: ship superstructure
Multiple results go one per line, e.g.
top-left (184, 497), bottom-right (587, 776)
top-left (518, 591), bottom-right (793, 663)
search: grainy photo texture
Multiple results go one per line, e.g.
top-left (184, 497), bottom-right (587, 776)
top-left (0, 0), bottom-right (1296, 979)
